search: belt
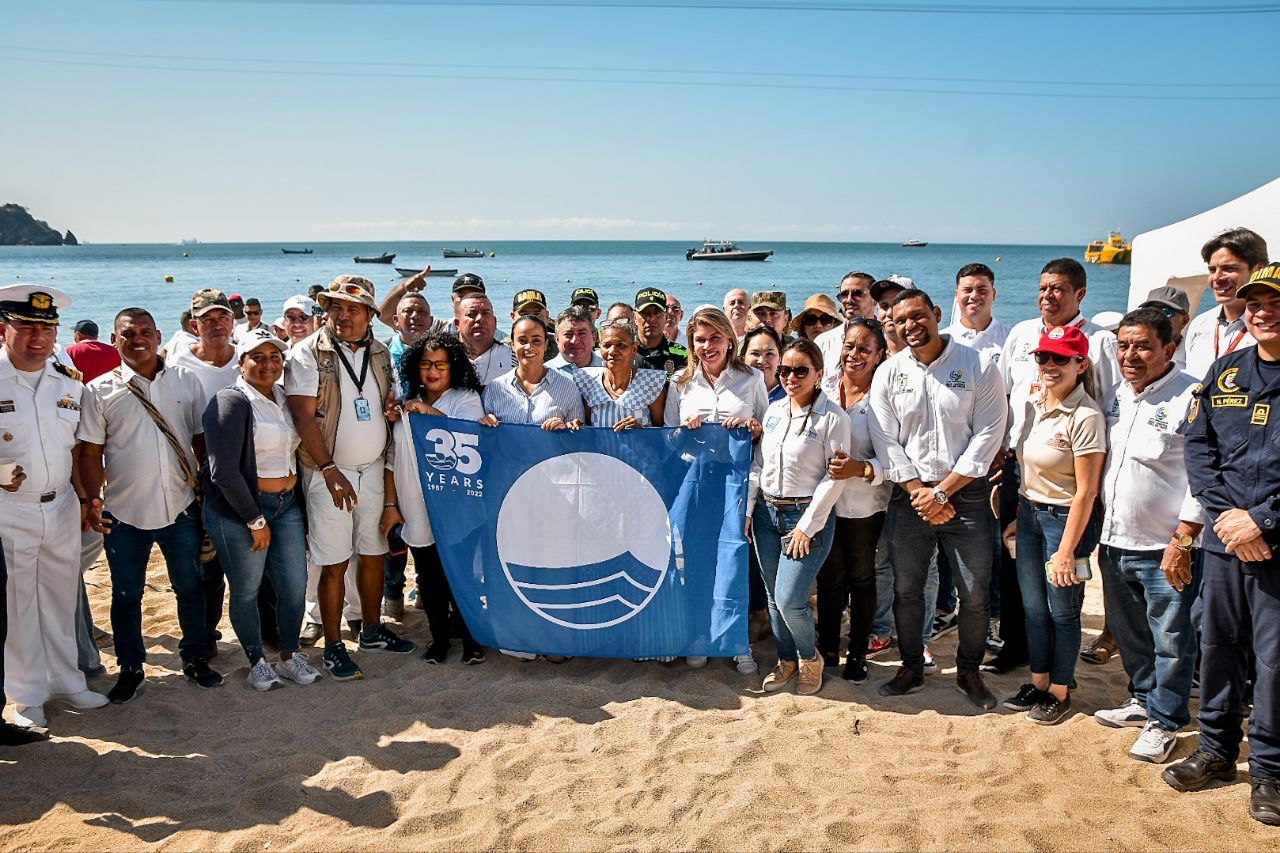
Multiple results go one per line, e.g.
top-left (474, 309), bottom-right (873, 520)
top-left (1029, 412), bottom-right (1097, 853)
top-left (763, 494), bottom-right (812, 508)
top-left (0, 484), bottom-right (68, 505)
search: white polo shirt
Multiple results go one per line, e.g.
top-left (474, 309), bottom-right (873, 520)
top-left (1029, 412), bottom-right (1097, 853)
top-left (815, 324), bottom-right (846, 376)
top-left (1000, 313), bottom-right (1120, 446)
top-left (1182, 305), bottom-right (1255, 383)
top-left (748, 393), bottom-right (850, 537)
top-left (664, 364), bottom-right (769, 427)
top-left (942, 316), bottom-right (1010, 368)
top-left (833, 391), bottom-right (890, 520)
top-left (470, 343), bottom-right (516, 385)
top-left (1100, 367), bottom-right (1204, 551)
top-left (868, 336), bottom-right (1008, 484)
top-left (77, 362), bottom-right (205, 530)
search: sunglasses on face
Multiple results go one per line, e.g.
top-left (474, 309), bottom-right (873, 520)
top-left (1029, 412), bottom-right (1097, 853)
top-left (1033, 352), bottom-right (1082, 366)
top-left (839, 289), bottom-right (867, 301)
top-left (804, 314), bottom-right (839, 326)
top-left (777, 365), bottom-right (813, 379)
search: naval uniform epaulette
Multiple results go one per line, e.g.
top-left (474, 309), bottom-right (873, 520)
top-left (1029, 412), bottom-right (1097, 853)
top-left (52, 362), bottom-right (83, 383)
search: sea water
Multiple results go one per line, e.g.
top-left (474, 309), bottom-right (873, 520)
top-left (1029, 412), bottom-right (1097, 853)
top-left (0, 240), bottom-right (1134, 344)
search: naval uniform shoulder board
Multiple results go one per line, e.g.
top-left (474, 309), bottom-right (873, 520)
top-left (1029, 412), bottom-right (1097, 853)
top-left (52, 362), bottom-right (83, 383)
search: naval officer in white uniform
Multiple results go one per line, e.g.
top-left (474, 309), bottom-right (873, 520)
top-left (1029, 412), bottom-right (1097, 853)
top-left (0, 286), bottom-right (108, 729)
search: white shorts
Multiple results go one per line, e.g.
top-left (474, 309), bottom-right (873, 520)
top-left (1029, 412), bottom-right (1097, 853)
top-left (302, 462), bottom-right (388, 566)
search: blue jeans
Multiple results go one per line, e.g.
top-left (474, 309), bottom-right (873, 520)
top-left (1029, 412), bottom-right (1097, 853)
top-left (204, 490), bottom-right (308, 664)
top-left (752, 500), bottom-right (837, 662)
top-left (886, 480), bottom-right (993, 674)
top-left (382, 551), bottom-right (413, 599)
top-left (102, 504), bottom-right (207, 667)
top-left (1014, 497), bottom-right (1101, 686)
top-left (1099, 545), bottom-right (1200, 729)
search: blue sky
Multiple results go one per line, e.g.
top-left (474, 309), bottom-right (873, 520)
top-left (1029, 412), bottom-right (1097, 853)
top-left (4, 0), bottom-right (1278, 244)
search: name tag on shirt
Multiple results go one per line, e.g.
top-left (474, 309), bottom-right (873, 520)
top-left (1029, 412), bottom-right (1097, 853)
top-left (0, 400), bottom-right (14, 414)
top-left (354, 397), bottom-right (372, 422)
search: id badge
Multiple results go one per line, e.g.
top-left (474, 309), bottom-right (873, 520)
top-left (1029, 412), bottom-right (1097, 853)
top-left (354, 397), bottom-right (372, 422)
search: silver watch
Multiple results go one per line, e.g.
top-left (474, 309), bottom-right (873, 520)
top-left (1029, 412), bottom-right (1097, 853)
top-left (932, 488), bottom-right (949, 506)
top-left (247, 516), bottom-right (267, 531)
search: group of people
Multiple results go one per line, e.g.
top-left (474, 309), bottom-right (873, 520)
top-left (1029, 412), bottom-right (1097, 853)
top-left (1, 228), bottom-right (1278, 825)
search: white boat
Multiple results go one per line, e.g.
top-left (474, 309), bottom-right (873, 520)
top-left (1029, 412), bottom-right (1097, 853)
top-left (685, 240), bottom-right (773, 261)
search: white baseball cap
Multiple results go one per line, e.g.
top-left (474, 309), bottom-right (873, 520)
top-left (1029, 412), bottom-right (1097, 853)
top-left (235, 326), bottom-right (288, 359)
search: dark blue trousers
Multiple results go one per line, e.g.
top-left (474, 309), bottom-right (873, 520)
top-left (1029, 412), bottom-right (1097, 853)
top-left (1199, 547), bottom-right (1280, 780)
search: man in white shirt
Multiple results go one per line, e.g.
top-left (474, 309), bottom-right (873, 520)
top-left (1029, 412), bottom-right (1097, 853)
top-left (457, 293), bottom-right (514, 384)
top-left (77, 307), bottom-right (221, 702)
top-left (723, 288), bottom-right (751, 340)
top-left (869, 289), bottom-right (1007, 709)
top-left (942, 263), bottom-right (1009, 367)
top-left (665, 294), bottom-right (688, 348)
top-left (547, 306), bottom-right (602, 371)
top-left (816, 271), bottom-right (877, 375)
top-left (1183, 227), bottom-right (1268, 381)
top-left (1094, 307), bottom-right (1204, 764)
top-left (287, 276), bottom-right (417, 681)
top-left (1138, 287), bottom-right (1192, 369)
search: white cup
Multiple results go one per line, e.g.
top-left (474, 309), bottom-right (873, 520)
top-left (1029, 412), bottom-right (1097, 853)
top-left (0, 458), bottom-right (17, 487)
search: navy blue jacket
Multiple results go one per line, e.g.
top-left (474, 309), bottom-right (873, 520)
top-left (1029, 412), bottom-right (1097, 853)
top-left (1181, 347), bottom-right (1280, 555)
top-left (201, 387), bottom-right (263, 524)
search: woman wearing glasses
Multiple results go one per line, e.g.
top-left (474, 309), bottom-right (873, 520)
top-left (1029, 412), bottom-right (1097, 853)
top-left (380, 332), bottom-right (487, 665)
top-left (788, 294), bottom-right (843, 342)
top-left (749, 338), bottom-right (850, 695)
top-left (665, 306), bottom-right (768, 673)
top-left (816, 318), bottom-right (891, 683)
top-left (1004, 325), bottom-right (1107, 725)
top-left (740, 326), bottom-right (785, 404)
top-left (572, 318), bottom-right (668, 429)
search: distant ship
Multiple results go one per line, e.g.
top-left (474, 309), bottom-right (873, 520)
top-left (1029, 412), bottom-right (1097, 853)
top-left (443, 248), bottom-right (487, 259)
top-left (395, 267), bottom-right (458, 278)
top-left (180, 238), bottom-right (201, 246)
top-left (685, 240), bottom-right (773, 261)
top-left (354, 252), bottom-right (396, 264)
top-left (1084, 230), bottom-right (1132, 265)
top-left (901, 239), bottom-right (928, 248)
top-left (281, 248), bottom-right (313, 255)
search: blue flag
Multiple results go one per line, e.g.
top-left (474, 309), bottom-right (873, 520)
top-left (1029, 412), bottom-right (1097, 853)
top-left (410, 414), bottom-right (752, 658)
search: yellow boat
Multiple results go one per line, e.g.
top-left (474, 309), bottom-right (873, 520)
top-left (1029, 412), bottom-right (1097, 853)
top-left (1084, 229), bottom-right (1132, 265)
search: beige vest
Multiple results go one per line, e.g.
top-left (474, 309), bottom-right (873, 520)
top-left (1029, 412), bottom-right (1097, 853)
top-left (297, 328), bottom-right (393, 470)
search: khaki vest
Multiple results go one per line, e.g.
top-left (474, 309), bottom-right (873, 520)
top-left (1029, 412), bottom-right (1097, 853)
top-left (297, 328), bottom-right (393, 470)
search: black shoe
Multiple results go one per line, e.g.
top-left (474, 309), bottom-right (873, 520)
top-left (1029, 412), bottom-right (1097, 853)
top-left (1027, 694), bottom-right (1072, 725)
top-left (422, 639), bottom-right (450, 664)
top-left (1002, 683), bottom-right (1049, 712)
top-left (1162, 748), bottom-right (1238, 792)
top-left (878, 666), bottom-right (924, 697)
top-left (957, 672), bottom-right (997, 710)
top-left (820, 651), bottom-right (840, 669)
top-left (980, 653), bottom-right (1027, 675)
top-left (347, 619), bottom-right (362, 640)
top-left (1250, 779), bottom-right (1280, 826)
top-left (0, 722), bottom-right (50, 746)
top-left (461, 643), bottom-right (486, 665)
top-left (182, 658), bottom-right (224, 689)
top-left (108, 666), bottom-right (145, 704)
top-left (358, 623), bottom-right (416, 654)
top-left (841, 658), bottom-right (869, 684)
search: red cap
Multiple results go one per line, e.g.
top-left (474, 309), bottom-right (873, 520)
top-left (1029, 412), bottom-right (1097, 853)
top-left (228, 293), bottom-right (243, 302)
top-left (1032, 325), bottom-right (1089, 360)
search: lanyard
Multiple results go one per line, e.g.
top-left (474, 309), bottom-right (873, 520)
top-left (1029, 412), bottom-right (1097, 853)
top-left (1215, 325), bottom-right (1247, 360)
top-left (329, 330), bottom-right (370, 398)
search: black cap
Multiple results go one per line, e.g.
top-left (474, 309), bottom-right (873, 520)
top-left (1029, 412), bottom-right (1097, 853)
top-left (74, 319), bottom-right (99, 337)
top-left (635, 287), bottom-right (666, 310)
top-left (570, 287), bottom-right (599, 306)
top-left (870, 278), bottom-right (910, 301)
top-left (452, 273), bottom-right (486, 295)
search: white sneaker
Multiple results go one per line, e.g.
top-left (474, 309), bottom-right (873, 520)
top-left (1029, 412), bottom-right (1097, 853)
top-left (55, 690), bottom-right (108, 710)
top-left (13, 704), bottom-right (46, 727)
top-left (499, 649), bottom-right (538, 661)
top-left (275, 652), bottom-right (321, 685)
top-left (923, 647), bottom-right (937, 673)
top-left (686, 656), bottom-right (709, 668)
top-left (247, 659), bottom-right (284, 692)
top-left (1129, 720), bottom-right (1178, 763)
top-left (734, 654), bottom-right (758, 675)
top-left (1094, 697), bottom-right (1148, 728)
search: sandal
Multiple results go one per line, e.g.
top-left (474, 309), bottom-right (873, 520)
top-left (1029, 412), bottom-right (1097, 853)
top-left (1080, 633), bottom-right (1115, 665)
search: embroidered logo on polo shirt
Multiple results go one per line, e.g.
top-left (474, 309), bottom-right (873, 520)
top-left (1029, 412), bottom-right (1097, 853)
top-left (945, 369), bottom-right (967, 389)
top-left (892, 373), bottom-right (912, 395)
top-left (1045, 431), bottom-right (1069, 449)
top-left (1147, 406), bottom-right (1170, 431)
top-left (764, 416), bottom-right (780, 430)
top-left (1217, 367), bottom-right (1240, 394)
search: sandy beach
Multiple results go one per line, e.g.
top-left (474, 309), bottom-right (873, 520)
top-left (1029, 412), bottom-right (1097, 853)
top-left (2, 550), bottom-right (1276, 852)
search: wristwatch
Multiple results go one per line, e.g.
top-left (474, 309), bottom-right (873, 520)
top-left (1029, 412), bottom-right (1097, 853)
top-left (247, 516), bottom-right (268, 532)
top-left (932, 487), bottom-right (950, 506)
top-left (1170, 532), bottom-right (1194, 551)
top-left (861, 461), bottom-right (875, 482)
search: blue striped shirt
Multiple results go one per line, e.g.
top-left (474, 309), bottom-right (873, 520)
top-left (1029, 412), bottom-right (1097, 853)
top-left (482, 366), bottom-right (585, 425)
top-left (573, 367), bottom-right (668, 428)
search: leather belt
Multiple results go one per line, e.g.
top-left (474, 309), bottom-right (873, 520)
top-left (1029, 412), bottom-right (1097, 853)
top-left (763, 494), bottom-right (812, 508)
top-left (0, 485), bottom-right (68, 505)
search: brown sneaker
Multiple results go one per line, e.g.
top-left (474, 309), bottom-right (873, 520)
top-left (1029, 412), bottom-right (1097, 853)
top-left (762, 660), bottom-right (798, 692)
top-left (797, 653), bottom-right (824, 695)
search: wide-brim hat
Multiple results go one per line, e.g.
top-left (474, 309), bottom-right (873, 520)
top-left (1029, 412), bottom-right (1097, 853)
top-left (317, 275), bottom-right (377, 310)
top-left (787, 293), bottom-right (842, 334)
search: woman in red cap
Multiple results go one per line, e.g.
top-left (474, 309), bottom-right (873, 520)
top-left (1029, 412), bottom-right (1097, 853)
top-left (1004, 325), bottom-right (1107, 725)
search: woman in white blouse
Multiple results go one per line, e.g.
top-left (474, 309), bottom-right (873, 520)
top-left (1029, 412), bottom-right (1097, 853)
top-left (202, 329), bottom-right (321, 691)
top-left (482, 315), bottom-right (584, 431)
top-left (749, 337), bottom-right (851, 695)
top-left (380, 332), bottom-right (487, 665)
top-left (817, 318), bottom-right (891, 684)
top-left (573, 318), bottom-right (668, 429)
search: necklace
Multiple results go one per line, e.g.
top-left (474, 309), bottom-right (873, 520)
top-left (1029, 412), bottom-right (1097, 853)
top-left (603, 368), bottom-right (633, 399)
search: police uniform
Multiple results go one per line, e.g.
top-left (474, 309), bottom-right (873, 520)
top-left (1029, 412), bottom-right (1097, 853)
top-left (0, 286), bottom-right (93, 717)
top-left (1181, 271), bottom-right (1280, 786)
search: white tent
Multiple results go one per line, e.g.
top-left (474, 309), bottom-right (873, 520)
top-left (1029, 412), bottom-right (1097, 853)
top-left (1127, 177), bottom-right (1280, 313)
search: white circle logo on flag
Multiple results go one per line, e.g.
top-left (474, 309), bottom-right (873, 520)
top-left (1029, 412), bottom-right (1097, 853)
top-left (496, 452), bottom-right (671, 630)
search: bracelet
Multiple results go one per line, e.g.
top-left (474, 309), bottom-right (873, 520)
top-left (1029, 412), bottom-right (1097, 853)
top-left (78, 496), bottom-right (89, 505)
top-left (384, 502), bottom-right (399, 508)
top-left (319, 462), bottom-right (338, 474)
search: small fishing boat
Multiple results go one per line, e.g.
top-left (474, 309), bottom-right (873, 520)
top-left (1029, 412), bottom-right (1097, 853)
top-left (685, 240), bottom-right (773, 261)
top-left (1084, 230), bottom-right (1132, 265)
top-left (354, 252), bottom-right (396, 264)
top-left (281, 248), bottom-right (313, 255)
top-left (901, 240), bottom-right (928, 248)
top-left (395, 267), bottom-right (459, 278)
top-left (442, 248), bottom-right (486, 259)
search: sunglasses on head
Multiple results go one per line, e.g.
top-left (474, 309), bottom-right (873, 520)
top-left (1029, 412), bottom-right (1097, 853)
top-left (329, 283), bottom-right (367, 297)
top-left (1155, 305), bottom-right (1181, 318)
top-left (777, 365), bottom-right (813, 379)
top-left (846, 316), bottom-right (883, 331)
top-left (1033, 352), bottom-right (1083, 366)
